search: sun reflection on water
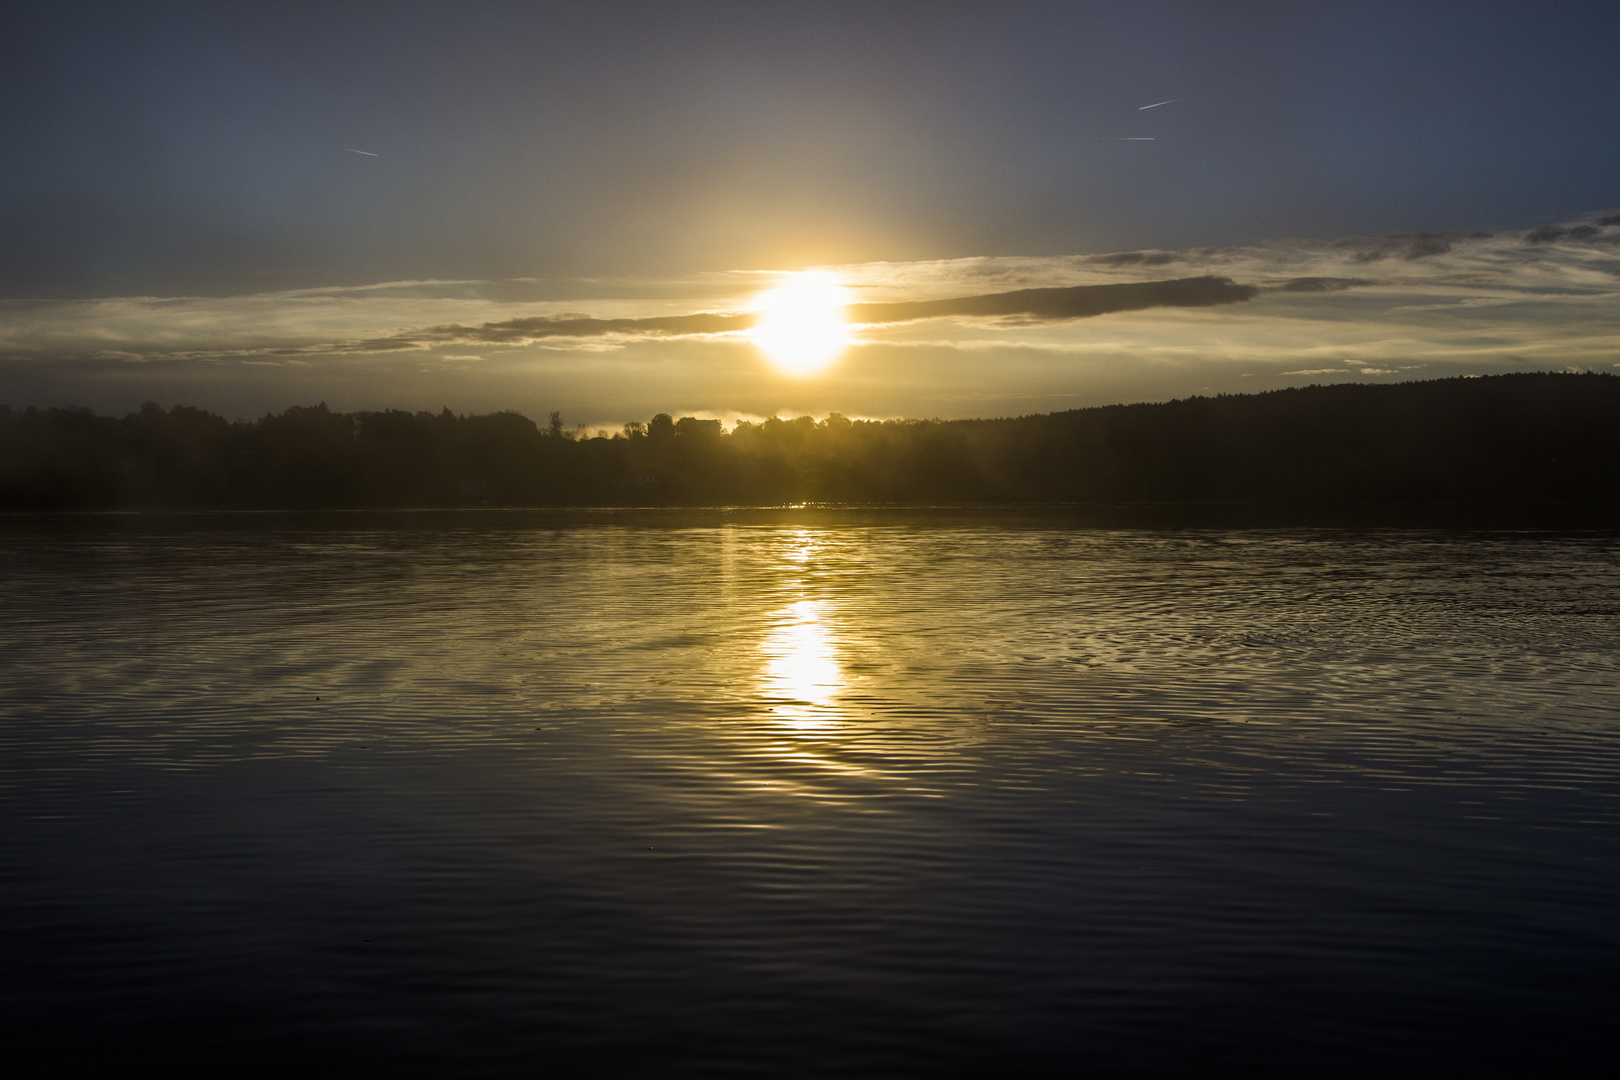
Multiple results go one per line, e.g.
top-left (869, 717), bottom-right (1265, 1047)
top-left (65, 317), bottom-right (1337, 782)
top-left (756, 532), bottom-right (846, 733)
top-left (761, 599), bottom-right (842, 726)
top-left (743, 532), bottom-right (903, 801)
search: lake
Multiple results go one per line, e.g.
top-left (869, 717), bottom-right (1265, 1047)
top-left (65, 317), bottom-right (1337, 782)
top-left (2, 510), bottom-right (1617, 1075)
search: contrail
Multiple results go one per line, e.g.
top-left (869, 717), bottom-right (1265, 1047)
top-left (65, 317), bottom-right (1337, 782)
top-left (342, 148), bottom-right (379, 156)
top-left (1115, 137), bottom-right (1156, 140)
top-left (1139, 98), bottom-right (1180, 110)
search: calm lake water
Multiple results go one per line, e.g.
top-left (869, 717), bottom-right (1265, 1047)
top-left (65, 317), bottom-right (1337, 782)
top-left (3, 511), bottom-right (1617, 1076)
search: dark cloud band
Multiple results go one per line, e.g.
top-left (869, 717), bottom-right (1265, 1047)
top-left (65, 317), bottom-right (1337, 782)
top-left (1271, 277), bottom-right (1372, 293)
top-left (392, 312), bottom-right (751, 348)
top-left (851, 276), bottom-right (1257, 324)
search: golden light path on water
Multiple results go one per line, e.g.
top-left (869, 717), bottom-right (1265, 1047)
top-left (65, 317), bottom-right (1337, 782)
top-left (758, 531), bottom-right (843, 729)
top-left (750, 273), bottom-right (852, 376)
top-left (750, 531), bottom-right (897, 796)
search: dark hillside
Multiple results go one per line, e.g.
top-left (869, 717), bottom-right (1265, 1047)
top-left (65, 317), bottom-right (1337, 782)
top-left (983, 375), bottom-right (1620, 504)
top-left (2, 373), bottom-right (1616, 513)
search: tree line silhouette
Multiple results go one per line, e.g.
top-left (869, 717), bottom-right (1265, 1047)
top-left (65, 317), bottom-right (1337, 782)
top-left (2, 373), bottom-right (1617, 511)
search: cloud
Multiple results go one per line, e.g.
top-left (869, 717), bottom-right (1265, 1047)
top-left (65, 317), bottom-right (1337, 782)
top-left (384, 311), bottom-right (752, 349)
top-left (849, 276), bottom-right (1257, 324)
top-left (1271, 277), bottom-right (1373, 293)
top-left (1524, 225), bottom-right (1569, 245)
top-left (1082, 251), bottom-right (1177, 267)
top-left (1405, 233), bottom-right (1453, 259)
top-left (1343, 232), bottom-right (1475, 262)
top-left (1522, 220), bottom-right (1619, 244)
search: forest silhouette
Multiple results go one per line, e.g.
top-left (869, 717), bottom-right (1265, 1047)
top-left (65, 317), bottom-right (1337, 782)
top-left (3, 374), bottom-right (1617, 517)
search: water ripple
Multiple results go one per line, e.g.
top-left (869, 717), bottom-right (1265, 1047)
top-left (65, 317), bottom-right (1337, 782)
top-left (2, 516), bottom-right (1618, 1074)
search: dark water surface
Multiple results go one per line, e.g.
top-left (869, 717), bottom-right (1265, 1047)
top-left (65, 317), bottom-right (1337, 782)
top-left (3, 511), bottom-right (1618, 1075)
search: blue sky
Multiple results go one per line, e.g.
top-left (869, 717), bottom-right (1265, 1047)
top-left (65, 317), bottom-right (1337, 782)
top-left (3, 1), bottom-right (1617, 420)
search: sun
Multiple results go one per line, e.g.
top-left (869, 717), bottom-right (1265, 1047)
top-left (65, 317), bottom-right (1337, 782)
top-left (750, 274), bottom-right (852, 376)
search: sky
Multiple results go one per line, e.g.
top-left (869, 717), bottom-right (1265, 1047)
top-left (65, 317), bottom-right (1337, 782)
top-left (3, 0), bottom-right (1618, 426)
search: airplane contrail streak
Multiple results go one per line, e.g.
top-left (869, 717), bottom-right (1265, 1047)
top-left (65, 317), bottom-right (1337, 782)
top-left (1115, 137), bottom-right (1156, 140)
top-left (1139, 99), bottom-right (1180, 110)
top-left (343, 148), bottom-right (379, 156)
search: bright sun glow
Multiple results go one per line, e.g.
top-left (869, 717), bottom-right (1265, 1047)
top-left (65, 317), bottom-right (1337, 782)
top-left (751, 274), bottom-right (851, 376)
